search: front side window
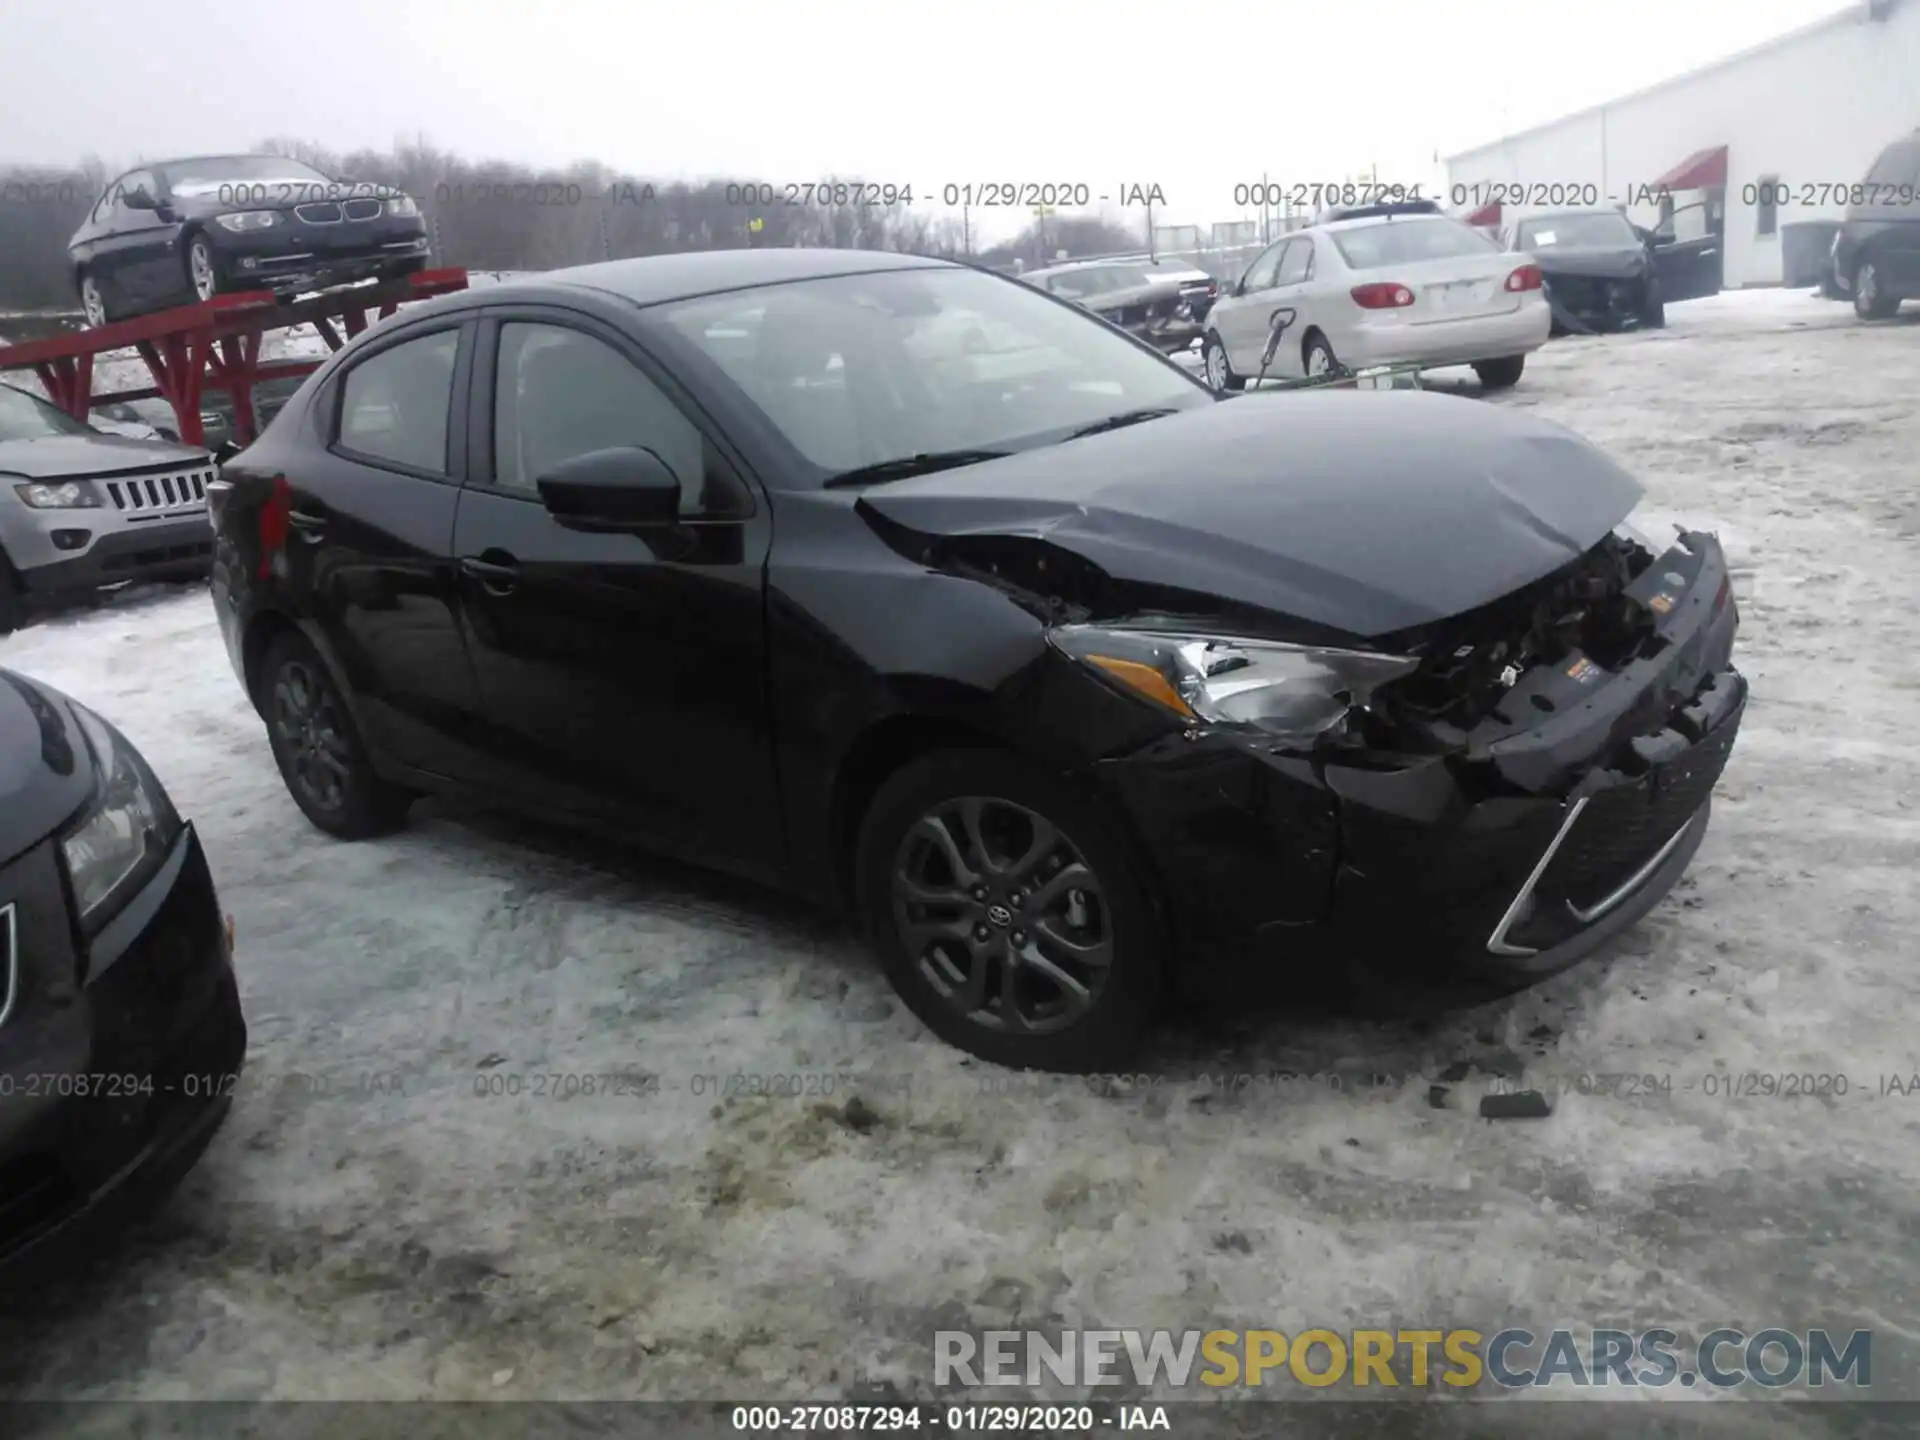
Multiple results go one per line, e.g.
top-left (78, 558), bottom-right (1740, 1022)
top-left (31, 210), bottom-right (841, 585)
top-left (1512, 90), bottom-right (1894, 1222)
top-left (1333, 217), bottom-right (1497, 270)
top-left (157, 155), bottom-right (334, 196)
top-left (491, 322), bottom-right (746, 517)
top-left (653, 266), bottom-right (1211, 479)
top-left (114, 170), bottom-right (156, 214)
top-left (1242, 242), bottom-right (1287, 292)
top-left (336, 328), bottom-right (459, 475)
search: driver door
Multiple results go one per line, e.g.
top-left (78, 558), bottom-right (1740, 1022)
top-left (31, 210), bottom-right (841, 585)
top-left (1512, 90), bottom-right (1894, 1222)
top-left (1259, 238), bottom-right (1318, 379)
top-left (1220, 240), bottom-right (1288, 373)
top-left (450, 308), bottom-right (782, 879)
top-left (1651, 199), bottom-right (1724, 303)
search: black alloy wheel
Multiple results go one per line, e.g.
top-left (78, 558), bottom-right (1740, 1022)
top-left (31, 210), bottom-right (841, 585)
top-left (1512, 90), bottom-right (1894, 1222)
top-left (856, 749), bottom-right (1159, 1071)
top-left (260, 632), bottom-right (412, 838)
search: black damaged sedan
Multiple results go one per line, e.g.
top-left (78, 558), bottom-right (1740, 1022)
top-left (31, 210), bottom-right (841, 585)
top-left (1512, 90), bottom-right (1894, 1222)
top-left (208, 249), bottom-right (1743, 1072)
top-left (0, 670), bottom-right (244, 1279)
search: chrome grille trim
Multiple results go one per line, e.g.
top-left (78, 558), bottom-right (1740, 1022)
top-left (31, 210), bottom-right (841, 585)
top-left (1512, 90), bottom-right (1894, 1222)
top-left (0, 903), bottom-right (17, 1030)
top-left (101, 466), bottom-right (213, 517)
top-left (342, 198), bottom-right (382, 221)
top-left (295, 201), bottom-right (343, 224)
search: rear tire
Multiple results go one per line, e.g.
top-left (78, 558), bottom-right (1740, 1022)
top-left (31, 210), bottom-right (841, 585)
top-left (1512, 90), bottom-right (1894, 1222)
top-left (1302, 331), bottom-right (1341, 380)
top-left (259, 630), bottom-right (413, 839)
top-left (853, 748), bottom-right (1162, 1072)
top-left (1201, 332), bottom-right (1243, 392)
top-left (1473, 355), bottom-right (1526, 390)
top-left (1641, 282), bottom-right (1666, 329)
top-left (1853, 258), bottom-right (1900, 320)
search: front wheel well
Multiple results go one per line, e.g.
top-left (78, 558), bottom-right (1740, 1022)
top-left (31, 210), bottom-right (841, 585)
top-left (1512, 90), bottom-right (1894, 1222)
top-left (241, 609), bottom-right (300, 716)
top-left (1300, 326), bottom-right (1330, 365)
top-left (828, 714), bottom-right (1006, 910)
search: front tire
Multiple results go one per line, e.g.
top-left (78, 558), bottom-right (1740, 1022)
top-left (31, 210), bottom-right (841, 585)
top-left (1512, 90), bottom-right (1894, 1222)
top-left (186, 233), bottom-right (224, 304)
top-left (854, 748), bottom-right (1161, 1071)
top-left (1473, 355), bottom-right (1527, 390)
top-left (78, 270), bottom-right (111, 328)
top-left (259, 631), bottom-right (412, 839)
top-left (1854, 258), bottom-right (1900, 320)
top-left (1201, 332), bottom-right (1243, 392)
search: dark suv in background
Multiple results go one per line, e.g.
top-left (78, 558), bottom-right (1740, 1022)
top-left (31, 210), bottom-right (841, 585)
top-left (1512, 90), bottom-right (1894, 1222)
top-left (1832, 129), bottom-right (1920, 320)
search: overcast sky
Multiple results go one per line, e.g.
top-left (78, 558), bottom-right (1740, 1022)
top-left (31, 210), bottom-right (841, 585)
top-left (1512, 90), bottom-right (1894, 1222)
top-left (0, 0), bottom-right (1853, 243)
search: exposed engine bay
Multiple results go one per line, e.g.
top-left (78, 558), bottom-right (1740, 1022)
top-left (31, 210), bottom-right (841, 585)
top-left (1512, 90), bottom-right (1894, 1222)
top-left (1365, 531), bottom-right (1663, 753)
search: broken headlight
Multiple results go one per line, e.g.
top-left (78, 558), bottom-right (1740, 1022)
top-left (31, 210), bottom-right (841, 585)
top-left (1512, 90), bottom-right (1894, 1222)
top-left (1049, 624), bottom-right (1419, 745)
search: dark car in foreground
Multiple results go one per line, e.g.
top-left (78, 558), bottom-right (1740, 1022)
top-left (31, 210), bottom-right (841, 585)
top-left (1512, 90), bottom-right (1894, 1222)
top-left (1022, 256), bottom-right (1218, 352)
top-left (1831, 128), bottom-right (1920, 320)
top-left (1, 383), bottom-right (217, 635)
top-left (0, 669), bottom-right (245, 1280)
top-left (207, 248), bottom-right (1744, 1071)
top-left (1509, 209), bottom-right (1671, 334)
top-left (69, 154), bottom-right (431, 326)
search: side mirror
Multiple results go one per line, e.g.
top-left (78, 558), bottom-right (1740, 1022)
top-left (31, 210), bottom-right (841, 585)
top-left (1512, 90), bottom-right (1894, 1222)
top-left (536, 446), bottom-right (682, 531)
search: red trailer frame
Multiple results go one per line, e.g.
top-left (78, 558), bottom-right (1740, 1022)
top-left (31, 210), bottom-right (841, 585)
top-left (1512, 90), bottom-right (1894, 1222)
top-left (0, 268), bottom-right (470, 449)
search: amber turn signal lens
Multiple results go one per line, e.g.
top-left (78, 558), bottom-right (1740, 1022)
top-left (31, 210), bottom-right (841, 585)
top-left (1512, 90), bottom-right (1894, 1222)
top-left (1086, 655), bottom-right (1197, 718)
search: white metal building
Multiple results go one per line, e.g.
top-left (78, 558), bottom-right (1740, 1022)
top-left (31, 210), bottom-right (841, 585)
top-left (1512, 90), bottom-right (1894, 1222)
top-left (1445, 0), bottom-right (1920, 288)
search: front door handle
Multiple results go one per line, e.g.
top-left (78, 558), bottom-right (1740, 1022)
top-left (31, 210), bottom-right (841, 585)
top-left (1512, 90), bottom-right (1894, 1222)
top-left (287, 508), bottom-right (328, 543)
top-left (460, 554), bottom-right (520, 596)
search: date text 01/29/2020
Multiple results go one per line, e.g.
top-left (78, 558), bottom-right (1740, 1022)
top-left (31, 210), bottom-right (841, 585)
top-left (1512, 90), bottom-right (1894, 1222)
top-left (730, 1404), bottom-right (1172, 1432)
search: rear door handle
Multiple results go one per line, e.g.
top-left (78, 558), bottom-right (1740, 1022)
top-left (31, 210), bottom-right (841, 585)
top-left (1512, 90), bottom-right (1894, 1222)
top-left (460, 555), bottom-right (520, 595)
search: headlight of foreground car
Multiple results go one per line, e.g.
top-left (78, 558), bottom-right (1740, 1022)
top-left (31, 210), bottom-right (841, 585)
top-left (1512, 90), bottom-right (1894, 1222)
top-left (213, 210), bottom-right (281, 232)
top-left (60, 704), bottom-right (183, 937)
top-left (386, 195), bottom-right (420, 218)
top-left (12, 478), bottom-right (101, 509)
top-left (1049, 624), bottom-right (1419, 746)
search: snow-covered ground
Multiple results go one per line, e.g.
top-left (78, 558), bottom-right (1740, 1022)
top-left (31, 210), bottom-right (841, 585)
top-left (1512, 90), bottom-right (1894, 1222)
top-left (2, 290), bottom-right (1917, 1415)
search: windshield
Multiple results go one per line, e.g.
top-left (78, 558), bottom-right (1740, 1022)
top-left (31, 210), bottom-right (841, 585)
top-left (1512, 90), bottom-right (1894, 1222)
top-left (0, 383), bottom-right (94, 440)
top-left (1331, 217), bottom-right (1498, 270)
top-left (158, 155), bottom-right (333, 190)
top-left (651, 266), bottom-right (1212, 480)
top-left (1515, 212), bottom-right (1639, 249)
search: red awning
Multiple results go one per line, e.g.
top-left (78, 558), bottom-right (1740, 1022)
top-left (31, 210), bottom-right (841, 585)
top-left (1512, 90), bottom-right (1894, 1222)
top-left (1651, 145), bottom-right (1728, 192)
top-left (1464, 200), bottom-right (1501, 227)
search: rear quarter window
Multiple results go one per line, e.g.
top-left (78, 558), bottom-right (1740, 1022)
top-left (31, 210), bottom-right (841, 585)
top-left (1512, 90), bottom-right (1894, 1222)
top-left (334, 328), bottom-right (460, 475)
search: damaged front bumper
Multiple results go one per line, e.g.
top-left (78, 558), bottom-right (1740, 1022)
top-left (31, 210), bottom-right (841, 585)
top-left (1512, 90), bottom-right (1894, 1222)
top-left (1093, 527), bottom-right (1744, 993)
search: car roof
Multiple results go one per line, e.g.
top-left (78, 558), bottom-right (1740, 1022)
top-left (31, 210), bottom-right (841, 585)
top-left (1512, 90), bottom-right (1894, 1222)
top-left (1513, 207), bottom-right (1628, 221)
top-left (477, 247), bottom-right (958, 308)
top-left (1025, 256), bottom-right (1191, 277)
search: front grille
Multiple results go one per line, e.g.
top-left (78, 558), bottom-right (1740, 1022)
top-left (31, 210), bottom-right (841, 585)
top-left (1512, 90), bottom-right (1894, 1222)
top-left (294, 201), bottom-right (342, 224)
top-left (342, 197), bottom-right (383, 221)
top-left (102, 466), bottom-right (212, 518)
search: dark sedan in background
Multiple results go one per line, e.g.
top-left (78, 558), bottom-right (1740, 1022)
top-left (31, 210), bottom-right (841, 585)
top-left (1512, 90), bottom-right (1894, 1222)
top-left (1021, 256), bottom-right (1218, 352)
top-left (0, 668), bottom-right (244, 1281)
top-left (206, 247), bottom-right (1744, 1073)
top-left (1509, 207), bottom-right (1724, 335)
top-left (69, 154), bottom-right (432, 326)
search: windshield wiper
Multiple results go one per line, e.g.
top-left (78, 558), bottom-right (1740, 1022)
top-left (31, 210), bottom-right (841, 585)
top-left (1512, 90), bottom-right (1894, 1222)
top-left (1066, 406), bottom-right (1182, 439)
top-left (821, 449), bottom-right (1012, 489)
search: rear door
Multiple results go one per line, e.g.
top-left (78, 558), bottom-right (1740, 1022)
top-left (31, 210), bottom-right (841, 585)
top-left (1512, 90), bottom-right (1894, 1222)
top-left (1650, 200), bottom-right (1724, 302)
top-left (450, 307), bottom-right (781, 877)
top-left (1259, 238), bottom-right (1317, 377)
top-left (273, 318), bottom-right (493, 780)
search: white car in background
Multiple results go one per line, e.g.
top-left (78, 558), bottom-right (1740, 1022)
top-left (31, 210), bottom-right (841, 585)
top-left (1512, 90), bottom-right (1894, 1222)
top-left (1201, 203), bottom-right (1551, 391)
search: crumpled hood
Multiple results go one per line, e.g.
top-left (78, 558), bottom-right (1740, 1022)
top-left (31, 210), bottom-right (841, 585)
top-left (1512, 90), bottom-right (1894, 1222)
top-left (0, 669), bottom-right (93, 867)
top-left (0, 433), bottom-right (210, 479)
top-left (1533, 245), bottom-right (1652, 279)
top-left (856, 389), bottom-right (1645, 640)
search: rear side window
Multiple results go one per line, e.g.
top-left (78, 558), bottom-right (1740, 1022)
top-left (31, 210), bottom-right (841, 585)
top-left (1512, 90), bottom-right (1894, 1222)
top-left (336, 328), bottom-right (460, 475)
top-left (1332, 218), bottom-right (1497, 270)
